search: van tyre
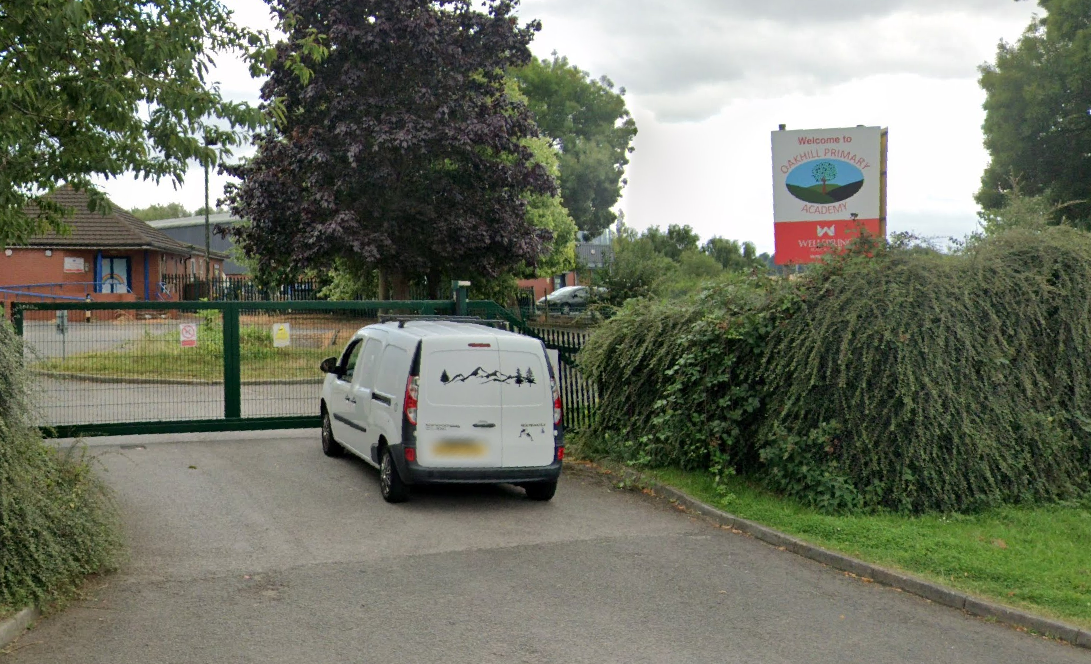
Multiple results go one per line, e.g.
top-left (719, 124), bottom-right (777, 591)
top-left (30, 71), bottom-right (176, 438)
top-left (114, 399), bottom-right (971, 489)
top-left (524, 480), bottom-right (558, 501)
top-left (321, 409), bottom-right (344, 458)
top-left (380, 448), bottom-right (409, 503)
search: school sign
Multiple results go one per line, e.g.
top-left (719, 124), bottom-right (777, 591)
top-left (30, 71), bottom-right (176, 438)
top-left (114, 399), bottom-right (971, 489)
top-left (771, 126), bottom-right (887, 265)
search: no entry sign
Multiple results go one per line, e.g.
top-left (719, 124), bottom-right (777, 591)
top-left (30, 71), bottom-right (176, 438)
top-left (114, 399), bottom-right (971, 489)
top-left (179, 323), bottom-right (198, 348)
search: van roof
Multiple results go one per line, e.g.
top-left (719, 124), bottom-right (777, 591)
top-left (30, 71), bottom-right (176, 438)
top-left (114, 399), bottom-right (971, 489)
top-left (362, 320), bottom-right (529, 341)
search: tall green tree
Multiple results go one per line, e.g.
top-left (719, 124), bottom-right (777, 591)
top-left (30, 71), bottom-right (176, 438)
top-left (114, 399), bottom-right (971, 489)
top-left (512, 54), bottom-right (637, 237)
top-left (977, 0), bottom-right (1091, 226)
top-left (703, 237), bottom-right (764, 273)
top-left (0, 0), bottom-right (268, 247)
top-left (130, 203), bottom-right (192, 222)
top-left (643, 224), bottom-right (699, 261)
top-left (226, 0), bottom-right (554, 299)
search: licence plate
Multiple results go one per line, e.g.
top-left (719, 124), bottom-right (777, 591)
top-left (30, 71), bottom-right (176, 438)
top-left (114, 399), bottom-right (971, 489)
top-left (432, 440), bottom-right (486, 458)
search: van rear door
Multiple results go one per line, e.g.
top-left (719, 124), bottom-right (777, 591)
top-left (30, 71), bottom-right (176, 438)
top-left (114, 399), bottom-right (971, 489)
top-left (497, 337), bottom-right (555, 468)
top-left (416, 335), bottom-right (503, 468)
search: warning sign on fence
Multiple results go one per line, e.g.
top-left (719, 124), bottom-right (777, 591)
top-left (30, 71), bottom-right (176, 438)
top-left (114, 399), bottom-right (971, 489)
top-left (180, 323), bottom-right (198, 348)
top-left (272, 322), bottom-right (291, 348)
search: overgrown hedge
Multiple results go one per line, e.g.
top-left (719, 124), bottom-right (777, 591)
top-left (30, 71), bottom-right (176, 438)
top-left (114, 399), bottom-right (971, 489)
top-left (580, 229), bottom-right (1091, 514)
top-left (0, 322), bottom-right (121, 611)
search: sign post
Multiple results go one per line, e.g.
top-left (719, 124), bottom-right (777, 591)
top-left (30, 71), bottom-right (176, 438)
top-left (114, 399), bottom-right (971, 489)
top-left (771, 126), bottom-right (887, 265)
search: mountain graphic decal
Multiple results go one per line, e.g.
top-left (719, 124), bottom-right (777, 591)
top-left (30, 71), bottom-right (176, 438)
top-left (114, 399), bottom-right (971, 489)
top-left (440, 367), bottom-right (537, 386)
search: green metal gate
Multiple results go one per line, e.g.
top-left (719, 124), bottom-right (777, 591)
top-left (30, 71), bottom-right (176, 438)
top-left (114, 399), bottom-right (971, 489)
top-left (13, 299), bottom-right (598, 437)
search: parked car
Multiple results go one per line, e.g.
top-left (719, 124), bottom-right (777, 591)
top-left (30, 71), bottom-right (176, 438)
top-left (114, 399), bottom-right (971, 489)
top-left (536, 285), bottom-right (604, 315)
top-left (318, 320), bottom-right (564, 503)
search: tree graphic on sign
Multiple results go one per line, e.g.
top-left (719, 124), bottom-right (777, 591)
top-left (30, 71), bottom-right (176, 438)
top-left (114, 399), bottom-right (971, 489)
top-left (440, 370), bottom-right (450, 384)
top-left (811, 161), bottom-right (837, 195)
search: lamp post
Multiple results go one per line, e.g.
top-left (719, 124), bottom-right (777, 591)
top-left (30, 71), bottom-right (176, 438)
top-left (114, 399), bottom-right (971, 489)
top-left (203, 133), bottom-right (218, 295)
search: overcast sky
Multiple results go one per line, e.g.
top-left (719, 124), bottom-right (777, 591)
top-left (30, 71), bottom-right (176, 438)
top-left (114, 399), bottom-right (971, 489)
top-left (96, 0), bottom-right (1041, 253)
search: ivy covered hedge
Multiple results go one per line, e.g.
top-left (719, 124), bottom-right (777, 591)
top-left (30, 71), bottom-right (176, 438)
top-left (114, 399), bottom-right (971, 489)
top-left (580, 229), bottom-right (1091, 514)
top-left (0, 322), bottom-right (121, 611)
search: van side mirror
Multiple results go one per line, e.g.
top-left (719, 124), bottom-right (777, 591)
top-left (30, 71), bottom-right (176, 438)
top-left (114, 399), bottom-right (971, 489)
top-left (319, 357), bottom-right (340, 375)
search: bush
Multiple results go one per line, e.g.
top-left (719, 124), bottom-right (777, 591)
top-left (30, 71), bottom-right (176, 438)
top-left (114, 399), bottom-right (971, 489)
top-left (580, 275), bottom-right (789, 476)
top-left (763, 228), bottom-right (1091, 513)
top-left (0, 322), bottom-right (121, 610)
top-left (584, 228), bottom-right (1091, 514)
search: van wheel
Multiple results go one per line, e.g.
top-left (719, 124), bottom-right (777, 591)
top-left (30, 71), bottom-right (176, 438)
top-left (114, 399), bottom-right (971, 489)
top-left (321, 409), bottom-right (344, 458)
top-left (379, 448), bottom-right (409, 503)
top-left (524, 480), bottom-right (558, 501)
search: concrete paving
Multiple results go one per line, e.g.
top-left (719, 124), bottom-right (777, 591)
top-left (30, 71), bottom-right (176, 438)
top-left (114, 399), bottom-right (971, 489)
top-left (3, 436), bottom-right (1087, 663)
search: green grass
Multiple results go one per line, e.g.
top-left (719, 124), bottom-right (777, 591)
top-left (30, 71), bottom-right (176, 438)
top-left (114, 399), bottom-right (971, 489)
top-left (640, 466), bottom-right (1091, 629)
top-left (34, 326), bottom-right (331, 382)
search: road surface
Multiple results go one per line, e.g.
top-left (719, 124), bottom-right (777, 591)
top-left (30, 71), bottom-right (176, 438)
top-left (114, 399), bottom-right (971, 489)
top-left (3, 435), bottom-right (1085, 664)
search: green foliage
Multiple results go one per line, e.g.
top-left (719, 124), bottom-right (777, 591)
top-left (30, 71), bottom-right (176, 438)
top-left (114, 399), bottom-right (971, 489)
top-left (643, 224), bottom-right (700, 261)
top-left (0, 322), bottom-right (121, 610)
top-left (758, 422), bottom-right (861, 513)
top-left (703, 237), bottom-right (766, 273)
top-left (580, 277), bottom-right (783, 478)
top-left (976, 187), bottom-right (1057, 238)
top-left (585, 227), bottom-right (1091, 514)
top-left (978, 0), bottom-right (1091, 226)
top-left (765, 228), bottom-right (1091, 513)
top-left (0, 0), bottom-right (268, 246)
top-left (512, 54), bottom-right (638, 237)
top-left (520, 134), bottom-right (579, 278)
top-left (129, 203), bottom-right (192, 222)
top-left (593, 231), bottom-right (676, 306)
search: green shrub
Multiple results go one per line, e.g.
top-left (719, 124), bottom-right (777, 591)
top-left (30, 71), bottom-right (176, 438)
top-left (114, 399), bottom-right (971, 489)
top-left (584, 227), bottom-right (1091, 514)
top-left (0, 322), bottom-right (121, 611)
top-left (763, 228), bottom-right (1091, 513)
top-left (580, 275), bottom-right (788, 477)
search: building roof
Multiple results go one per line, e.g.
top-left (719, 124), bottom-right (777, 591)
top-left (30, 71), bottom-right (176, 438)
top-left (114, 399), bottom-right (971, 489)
top-left (146, 212), bottom-right (240, 230)
top-left (21, 186), bottom-right (199, 256)
top-left (577, 242), bottom-right (613, 269)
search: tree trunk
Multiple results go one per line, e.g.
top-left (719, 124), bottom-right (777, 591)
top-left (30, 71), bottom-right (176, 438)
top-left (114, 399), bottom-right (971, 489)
top-left (390, 270), bottom-right (411, 300)
top-left (427, 269), bottom-right (444, 300)
top-left (378, 268), bottom-right (389, 301)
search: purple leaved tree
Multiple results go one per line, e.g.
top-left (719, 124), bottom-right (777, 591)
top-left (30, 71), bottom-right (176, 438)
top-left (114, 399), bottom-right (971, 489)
top-left (224, 0), bottom-right (555, 297)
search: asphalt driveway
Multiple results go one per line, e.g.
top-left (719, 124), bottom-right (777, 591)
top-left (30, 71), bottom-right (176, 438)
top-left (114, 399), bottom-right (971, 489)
top-left (3, 433), bottom-right (1086, 663)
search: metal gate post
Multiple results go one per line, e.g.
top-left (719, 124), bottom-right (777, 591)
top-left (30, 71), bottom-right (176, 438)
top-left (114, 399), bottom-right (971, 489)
top-left (11, 303), bottom-right (24, 337)
top-left (222, 303), bottom-right (241, 419)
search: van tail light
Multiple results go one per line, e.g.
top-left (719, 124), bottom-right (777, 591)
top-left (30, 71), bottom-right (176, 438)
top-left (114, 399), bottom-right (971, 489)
top-left (556, 446), bottom-right (565, 462)
top-left (404, 375), bottom-right (419, 426)
top-left (552, 379), bottom-right (562, 426)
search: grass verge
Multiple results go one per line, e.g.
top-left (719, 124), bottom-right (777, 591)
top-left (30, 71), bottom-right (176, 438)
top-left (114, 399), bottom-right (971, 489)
top-left (636, 466), bottom-right (1091, 630)
top-left (33, 326), bottom-right (331, 382)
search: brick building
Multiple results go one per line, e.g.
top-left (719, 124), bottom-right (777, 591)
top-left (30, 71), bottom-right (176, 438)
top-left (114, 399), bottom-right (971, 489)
top-left (0, 187), bottom-right (222, 309)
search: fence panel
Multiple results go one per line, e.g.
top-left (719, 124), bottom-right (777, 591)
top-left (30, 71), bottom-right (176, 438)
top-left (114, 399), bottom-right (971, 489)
top-left (236, 305), bottom-right (388, 419)
top-left (527, 324), bottom-right (597, 432)
top-left (18, 304), bottom-right (225, 430)
top-left (14, 300), bottom-right (457, 437)
top-left (13, 300), bottom-right (595, 437)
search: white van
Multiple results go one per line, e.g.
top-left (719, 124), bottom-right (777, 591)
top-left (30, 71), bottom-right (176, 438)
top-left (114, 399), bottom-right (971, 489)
top-left (318, 320), bottom-right (564, 503)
